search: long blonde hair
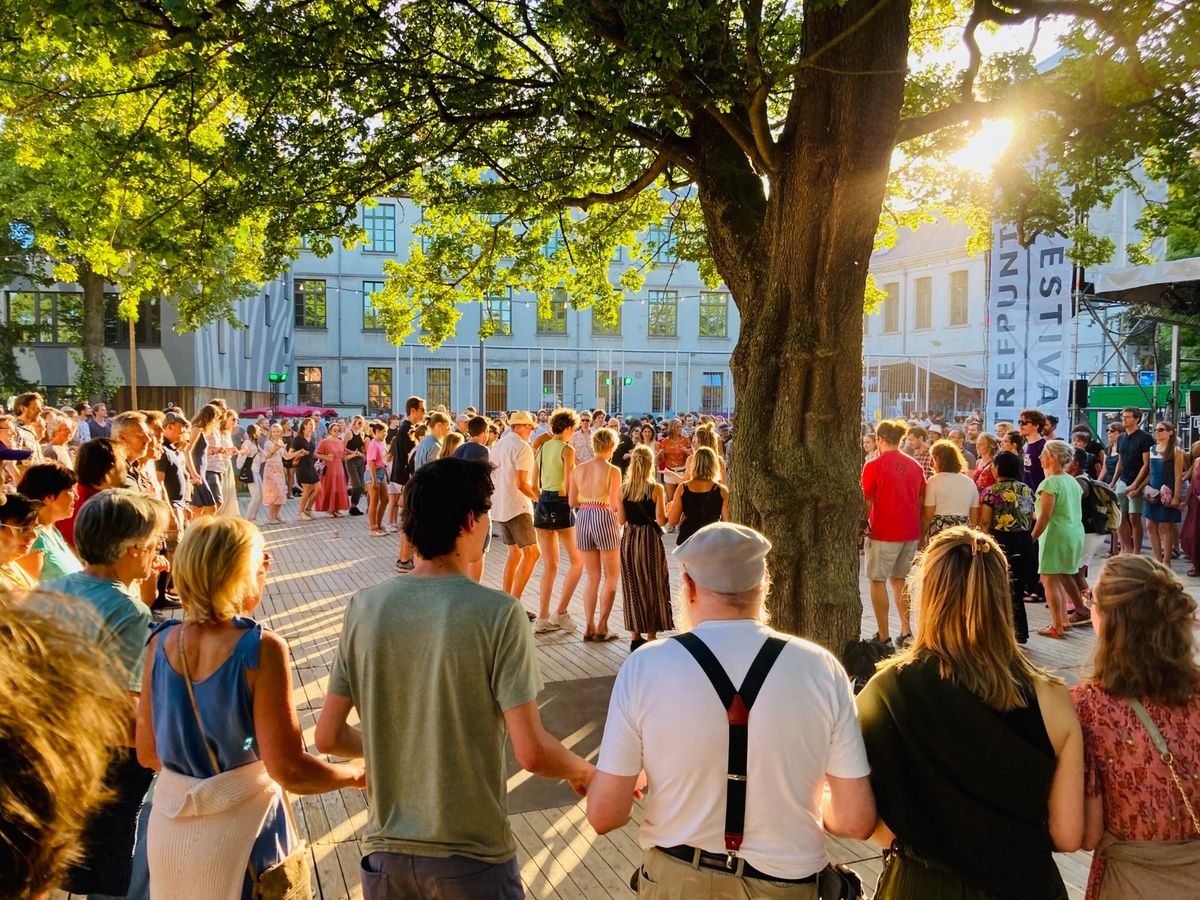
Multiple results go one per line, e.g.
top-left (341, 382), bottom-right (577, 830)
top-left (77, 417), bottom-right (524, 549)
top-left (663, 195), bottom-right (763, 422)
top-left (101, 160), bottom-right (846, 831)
top-left (880, 525), bottom-right (1055, 710)
top-left (623, 444), bottom-right (657, 503)
top-left (690, 446), bottom-right (720, 482)
top-left (440, 432), bottom-right (464, 459)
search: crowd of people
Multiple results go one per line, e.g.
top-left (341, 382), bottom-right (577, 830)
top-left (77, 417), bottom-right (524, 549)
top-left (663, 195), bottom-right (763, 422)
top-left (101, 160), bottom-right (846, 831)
top-left (0, 390), bottom-right (1197, 900)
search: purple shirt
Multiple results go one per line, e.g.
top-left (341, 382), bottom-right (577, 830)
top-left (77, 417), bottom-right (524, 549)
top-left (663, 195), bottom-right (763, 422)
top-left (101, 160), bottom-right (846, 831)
top-left (1023, 438), bottom-right (1046, 491)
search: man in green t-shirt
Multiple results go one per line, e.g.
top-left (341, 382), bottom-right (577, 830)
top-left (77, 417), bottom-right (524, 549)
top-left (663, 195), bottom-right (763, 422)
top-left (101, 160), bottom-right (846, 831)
top-left (316, 457), bottom-right (595, 899)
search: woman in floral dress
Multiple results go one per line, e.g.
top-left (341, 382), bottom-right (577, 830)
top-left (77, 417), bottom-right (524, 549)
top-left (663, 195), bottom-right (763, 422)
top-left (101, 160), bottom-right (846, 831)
top-left (1072, 554), bottom-right (1200, 898)
top-left (260, 424), bottom-right (289, 524)
top-left (979, 449), bottom-right (1036, 643)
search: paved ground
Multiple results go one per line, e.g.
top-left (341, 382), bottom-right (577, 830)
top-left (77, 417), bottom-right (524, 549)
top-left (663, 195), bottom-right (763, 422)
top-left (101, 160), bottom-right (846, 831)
top-left (63, 498), bottom-right (1200, 899)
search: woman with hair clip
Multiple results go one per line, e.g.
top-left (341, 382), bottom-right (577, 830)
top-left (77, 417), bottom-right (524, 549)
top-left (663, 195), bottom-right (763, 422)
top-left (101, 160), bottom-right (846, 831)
top-left (857, 526), bottom-right (1084, 899)
top-left (137, 517), bottom-right (365, 899)
top-left (1142, 420), bottom-right (1186, 566)
top-left (617, 444), bottom-right (671, 652)
top-left (1071, 555), bottom-right (1200, 899)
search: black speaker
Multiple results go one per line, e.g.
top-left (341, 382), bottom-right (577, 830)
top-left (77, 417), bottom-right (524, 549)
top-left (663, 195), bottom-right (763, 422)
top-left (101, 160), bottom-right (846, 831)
top-left (1188, 390), bottom-right (1200, 417)
top-left (1070, 379), bottom-right (1089, 409)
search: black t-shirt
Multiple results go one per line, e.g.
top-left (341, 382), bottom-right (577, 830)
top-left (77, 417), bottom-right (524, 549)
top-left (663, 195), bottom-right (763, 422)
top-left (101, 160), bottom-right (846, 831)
top-left (390, 419), bottom-right (416, 484)
top-left (158, 444), bottom-right (187, 505)
top-left (1117, 428), bottom-right (1153, 484)
top-left (345, 432), bottom-right (365, 454)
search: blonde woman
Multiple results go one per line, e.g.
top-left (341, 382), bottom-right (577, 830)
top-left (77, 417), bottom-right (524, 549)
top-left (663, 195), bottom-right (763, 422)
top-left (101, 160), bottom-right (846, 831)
top-left (137, 518), bottom-right (364, 900)
top-left (260, 424), bottom-right (289, 524)
top-left (569, 427), bottom-right (623, 642)
top-left (858, 526), bottom-right (1083, 899)
top-left (217, 410), bottom-right (241, 518)
top-left (666, 446), bottom-right (728, 545)
top-left (686, 422), bottom-right (727, 482)
top-left (1032, 440), bottom-right (1085, 640)
top-left (439, 431), bottom-right (465, 459)
top-left (657, 417), bottom-right (692, 511)
top-left (531, 408), bottom-right (583, 635)
top-left (1071, 555), bottom-right (1200, 898)
top-left (616, 444), bottom-right (671, 652)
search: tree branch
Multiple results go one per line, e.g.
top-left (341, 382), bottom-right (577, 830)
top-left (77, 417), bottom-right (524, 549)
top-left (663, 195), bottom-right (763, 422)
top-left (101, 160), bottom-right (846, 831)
top-left (563, 152), bottom-right (671, 210)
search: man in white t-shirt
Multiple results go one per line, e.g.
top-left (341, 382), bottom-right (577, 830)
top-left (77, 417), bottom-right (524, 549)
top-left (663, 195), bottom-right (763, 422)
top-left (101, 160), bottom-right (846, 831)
top-left (587, 523), bottom-right (875, 897)
top-left (491, 411), bottom-right (541, 605)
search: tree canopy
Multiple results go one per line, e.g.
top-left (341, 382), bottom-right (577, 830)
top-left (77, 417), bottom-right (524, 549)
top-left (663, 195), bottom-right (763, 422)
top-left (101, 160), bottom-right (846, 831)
top-left (2, 0), bottom-right (1197, 642)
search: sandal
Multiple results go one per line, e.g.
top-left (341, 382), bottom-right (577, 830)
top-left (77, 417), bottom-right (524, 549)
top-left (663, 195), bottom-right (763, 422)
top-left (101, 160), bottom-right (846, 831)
top-left (592, 630), bottom-right (619, 642)
top-left (1037, 625), bottom-right (1066, 640)
top-left (1188, 569), bottom-right (1200, 578)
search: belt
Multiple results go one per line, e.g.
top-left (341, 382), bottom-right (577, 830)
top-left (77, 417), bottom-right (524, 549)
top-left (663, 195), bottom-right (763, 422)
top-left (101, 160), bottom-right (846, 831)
top-left (657, 845), bottom-right (816, 883)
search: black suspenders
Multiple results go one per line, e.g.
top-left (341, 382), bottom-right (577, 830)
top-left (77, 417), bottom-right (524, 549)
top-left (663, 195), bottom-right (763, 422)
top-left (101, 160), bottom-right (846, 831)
top-left (672, 632), bottom-right (788, 869)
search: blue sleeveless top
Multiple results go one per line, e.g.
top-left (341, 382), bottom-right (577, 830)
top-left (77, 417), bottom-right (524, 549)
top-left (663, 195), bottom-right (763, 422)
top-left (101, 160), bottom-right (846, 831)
top-left (151, 618), bottom-right (289, 895)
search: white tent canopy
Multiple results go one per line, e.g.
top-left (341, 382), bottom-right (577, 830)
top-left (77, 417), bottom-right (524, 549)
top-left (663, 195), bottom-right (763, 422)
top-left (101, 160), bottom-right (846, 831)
top-left (1094, 257), bottom-right (1200, 306)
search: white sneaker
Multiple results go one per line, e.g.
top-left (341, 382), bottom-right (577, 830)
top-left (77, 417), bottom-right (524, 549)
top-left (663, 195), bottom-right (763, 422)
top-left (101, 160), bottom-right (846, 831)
top-left (553, 613), bottom-right (577, 633)
top-left (532, 618), bottom-right (561, 634)
top-left (386, 524), bottom-right (399, 533)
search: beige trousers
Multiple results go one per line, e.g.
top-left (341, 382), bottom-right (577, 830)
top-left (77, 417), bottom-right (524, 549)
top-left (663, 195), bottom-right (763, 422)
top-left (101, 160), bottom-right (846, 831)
top-left (636, 847), bottom-right (819, 900)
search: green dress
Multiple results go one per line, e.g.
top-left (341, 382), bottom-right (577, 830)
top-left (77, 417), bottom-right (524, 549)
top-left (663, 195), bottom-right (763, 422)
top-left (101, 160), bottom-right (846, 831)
top-left (1036, 473), bottom-right (1084, 575)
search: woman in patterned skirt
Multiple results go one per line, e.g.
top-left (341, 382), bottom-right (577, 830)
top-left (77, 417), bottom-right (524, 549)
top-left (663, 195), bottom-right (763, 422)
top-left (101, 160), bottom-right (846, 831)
top-left (617, 445), bottom-right (671, 652)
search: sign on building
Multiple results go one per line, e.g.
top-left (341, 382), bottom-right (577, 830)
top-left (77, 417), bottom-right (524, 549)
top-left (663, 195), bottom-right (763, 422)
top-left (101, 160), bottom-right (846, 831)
top-left (986, 225), bottom-right (1074, 427)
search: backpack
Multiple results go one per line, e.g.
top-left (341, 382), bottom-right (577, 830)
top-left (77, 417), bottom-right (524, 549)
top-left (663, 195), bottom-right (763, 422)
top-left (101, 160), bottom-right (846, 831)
top-left (842, 636), bottom-right (892, 694)
top-left (1080, 477), bottom-right (1121, 534)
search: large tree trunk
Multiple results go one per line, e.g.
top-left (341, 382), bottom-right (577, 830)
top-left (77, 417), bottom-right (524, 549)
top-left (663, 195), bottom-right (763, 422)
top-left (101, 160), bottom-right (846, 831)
top-left (79, 262), bottom-right (108, 403)
top-left (711, 0), bottom-right (911, 650)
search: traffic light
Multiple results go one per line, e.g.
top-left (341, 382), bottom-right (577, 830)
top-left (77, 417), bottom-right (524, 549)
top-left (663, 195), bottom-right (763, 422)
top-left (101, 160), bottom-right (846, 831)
top-left (268, 371), bottom-right (288, 383)
top-left (604, 377), bottom-right (611, 385)
top-left (623, 376), bottom-right (633, 386)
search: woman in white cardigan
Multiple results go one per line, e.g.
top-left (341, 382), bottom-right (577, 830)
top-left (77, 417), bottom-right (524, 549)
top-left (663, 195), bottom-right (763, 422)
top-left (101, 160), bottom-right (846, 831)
top-left (136, 518), bottom-right (364, 900)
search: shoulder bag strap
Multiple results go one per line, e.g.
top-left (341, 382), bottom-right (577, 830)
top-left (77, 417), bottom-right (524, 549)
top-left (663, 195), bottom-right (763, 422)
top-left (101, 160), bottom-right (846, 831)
top-left (672, 632), bottom-right (789, 865)
top-left (1128, 697), bottom-right (1200, 835)
top-left (178, 625), bottom-right (305, 877)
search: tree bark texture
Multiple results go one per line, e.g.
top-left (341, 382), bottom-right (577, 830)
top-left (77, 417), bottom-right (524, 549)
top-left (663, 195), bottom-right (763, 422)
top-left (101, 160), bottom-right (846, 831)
top-left (703, 0), bottom-right (912, 649)
top-left (80, 263), bottom-right (108, 403)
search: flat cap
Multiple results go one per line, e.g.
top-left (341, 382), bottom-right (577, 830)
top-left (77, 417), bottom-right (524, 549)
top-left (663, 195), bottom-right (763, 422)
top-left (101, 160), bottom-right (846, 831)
top-left (672, 522), bottom-right (771, 593)
top-left (164, 411), bottom-right (188, 426)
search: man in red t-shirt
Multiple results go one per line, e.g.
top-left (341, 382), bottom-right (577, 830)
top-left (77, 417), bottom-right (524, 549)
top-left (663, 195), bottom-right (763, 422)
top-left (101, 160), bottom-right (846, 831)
top-left (861, 419), bottom-right (925, 649)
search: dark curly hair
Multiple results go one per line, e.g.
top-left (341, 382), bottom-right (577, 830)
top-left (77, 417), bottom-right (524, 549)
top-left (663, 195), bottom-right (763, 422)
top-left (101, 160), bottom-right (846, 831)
top-left (549, 407), bottom-right (580, 436)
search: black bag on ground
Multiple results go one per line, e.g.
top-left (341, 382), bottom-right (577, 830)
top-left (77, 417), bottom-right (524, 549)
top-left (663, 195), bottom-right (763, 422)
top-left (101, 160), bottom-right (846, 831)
top-left (842, 637), bottom-right (891, 694)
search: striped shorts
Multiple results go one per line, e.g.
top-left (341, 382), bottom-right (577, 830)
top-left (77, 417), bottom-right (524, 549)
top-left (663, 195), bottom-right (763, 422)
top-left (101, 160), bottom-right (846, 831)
top-left (576, 504), bottom-right (620, 552)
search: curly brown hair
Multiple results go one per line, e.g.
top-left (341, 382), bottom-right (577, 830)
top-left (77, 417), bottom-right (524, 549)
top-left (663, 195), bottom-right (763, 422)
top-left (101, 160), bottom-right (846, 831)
top-left (929, 439), bottom-right (966, 474)
top-left (1092, 555), bottom-right (1200, 706)
top-left (549, 407), bottom-right (580, 435)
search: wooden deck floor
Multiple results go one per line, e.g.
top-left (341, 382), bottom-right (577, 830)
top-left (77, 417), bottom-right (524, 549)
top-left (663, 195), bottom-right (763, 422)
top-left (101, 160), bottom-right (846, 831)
top-left (68, 502), bottom-right (1199, 899)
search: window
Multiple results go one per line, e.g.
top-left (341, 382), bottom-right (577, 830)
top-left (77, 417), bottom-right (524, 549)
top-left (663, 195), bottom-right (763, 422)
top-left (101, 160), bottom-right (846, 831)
top-left (537, 290), bottom-right (568, 334)
top-left (103, 296), bottom-right (161, 346)
top-left (483, 290), bottom-right (512, 335)
top-left (294, 279), bottom-right (327, 328)
top-left (367, 367), bottom-right (392, 413)
top-left (949, 270), bottom-right (969, 326)
top-left (701, 372), bottom-right (724, 413)
top-left (363, 280), bottom-right (385, 330)
top-left (485, 368), bottom-right (508, 413)
top-left (596, 370), bottom-right (622, 412)
top-left (6, 291), bottom-right (83, 344)
top-left (647, 221), bottom-right (676, 262)
top-left (652, 370), bottom-right (673, 414)
top-left (542, 369), bottom-right (564, 405)
top-left (592, 301), bottom-right (621, 335)
top-left (298, 367), bottom-right (323, 405)
top-left (647, 290), bottom-right (678, 337)
top-left (427, 367), bottom-right (451, 410)
top-left (362, 203), bottom-right (396, 253)
top-left (699, 291), bottom-right (728, 337)
top-left (915, 277), bottom-right (932, 330)
top-left (883, 282), bottom-right (899, 334)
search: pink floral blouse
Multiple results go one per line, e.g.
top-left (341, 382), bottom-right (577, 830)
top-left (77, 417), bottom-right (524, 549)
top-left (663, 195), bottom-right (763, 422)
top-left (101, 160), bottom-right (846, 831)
top-left (1070, 681), bottom-right (1200, 899)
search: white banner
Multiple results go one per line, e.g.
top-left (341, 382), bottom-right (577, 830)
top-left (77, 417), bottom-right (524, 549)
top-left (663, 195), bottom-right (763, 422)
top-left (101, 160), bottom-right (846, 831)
top-left (986, 224), bottom-right (1073, 428)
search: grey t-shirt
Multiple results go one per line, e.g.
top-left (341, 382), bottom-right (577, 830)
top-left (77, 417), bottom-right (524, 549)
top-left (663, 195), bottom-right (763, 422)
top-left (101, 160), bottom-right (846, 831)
top-left (328, 575), bottom-right (542, 861)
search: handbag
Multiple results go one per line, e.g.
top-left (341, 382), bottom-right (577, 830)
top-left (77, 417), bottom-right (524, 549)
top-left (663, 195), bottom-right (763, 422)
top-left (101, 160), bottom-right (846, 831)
top-left (178, 626), bottom-right (314, 900)
top-left (1127, 697), bottom-right (1200, 835)
top-left (1143, 485), bottom-right (1161, 504)
top-left (238, 455), bottom-right (255, 484)
top-left (818, 863), bottom-right (865, 899)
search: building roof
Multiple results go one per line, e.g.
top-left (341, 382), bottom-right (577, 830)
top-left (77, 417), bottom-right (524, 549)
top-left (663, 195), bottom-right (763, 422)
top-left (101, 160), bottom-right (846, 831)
top-left (872, 219), bottom-right (974, 264)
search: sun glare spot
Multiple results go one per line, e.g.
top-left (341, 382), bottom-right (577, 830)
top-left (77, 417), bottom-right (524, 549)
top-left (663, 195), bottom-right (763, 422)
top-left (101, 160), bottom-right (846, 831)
top-left (949, 119), bottom-right (1014, 175)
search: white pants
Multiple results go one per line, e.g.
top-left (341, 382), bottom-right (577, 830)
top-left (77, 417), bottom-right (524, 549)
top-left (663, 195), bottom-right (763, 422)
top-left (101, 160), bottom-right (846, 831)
top-left (243, 471), bottom-right (263, 522)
